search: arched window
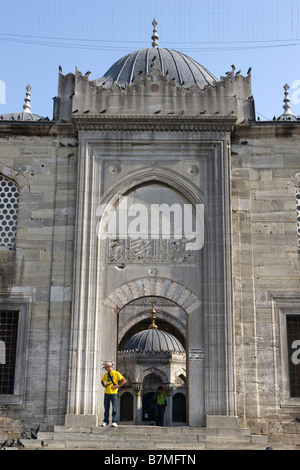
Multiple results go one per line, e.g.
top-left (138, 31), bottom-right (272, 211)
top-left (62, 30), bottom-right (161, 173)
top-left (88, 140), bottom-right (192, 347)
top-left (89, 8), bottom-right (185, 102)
top-left (0, 176), bottom-right (19, 249)
top-left (120, 392), bottom-right (133, 421)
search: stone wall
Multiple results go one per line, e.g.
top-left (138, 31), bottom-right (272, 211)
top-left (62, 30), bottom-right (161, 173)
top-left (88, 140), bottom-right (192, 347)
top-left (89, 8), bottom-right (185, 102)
top-left (231, 123), bottom-right (300, 432)
top-left (0, 124), bottom-right (77, 429)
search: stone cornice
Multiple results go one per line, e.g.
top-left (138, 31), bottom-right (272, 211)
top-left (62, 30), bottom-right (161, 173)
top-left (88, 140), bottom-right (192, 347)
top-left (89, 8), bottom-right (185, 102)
top-left (72, 114), bottom-right (237, 133)
top-left (232, 121), bottom-right (300, 140)
top-left (0, 122), bottom-right (75, 137)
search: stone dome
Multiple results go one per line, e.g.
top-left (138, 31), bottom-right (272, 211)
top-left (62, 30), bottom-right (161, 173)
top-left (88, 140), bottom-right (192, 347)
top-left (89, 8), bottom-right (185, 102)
top-left (96, 47), bottom-right (218, 90)
top-left (121, 328), bottom-right (185, 354)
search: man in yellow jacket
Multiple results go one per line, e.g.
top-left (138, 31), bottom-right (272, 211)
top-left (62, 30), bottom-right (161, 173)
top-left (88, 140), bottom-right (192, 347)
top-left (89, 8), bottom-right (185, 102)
top-left (101, 362), bottom-right (127, 427)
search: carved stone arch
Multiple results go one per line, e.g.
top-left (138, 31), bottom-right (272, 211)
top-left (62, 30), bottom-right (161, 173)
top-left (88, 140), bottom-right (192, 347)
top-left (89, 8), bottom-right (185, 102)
top-left (0, 164), bottom-right (29, 193)
top-left (140, 368), bottom-right (168, 385)
top-left (103, 277), bottom-right (201, 314)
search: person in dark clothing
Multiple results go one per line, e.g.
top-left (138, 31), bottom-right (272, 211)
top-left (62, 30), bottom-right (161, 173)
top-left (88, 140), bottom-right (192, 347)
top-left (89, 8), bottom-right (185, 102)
top-left (154, 385), bottom-right (167, 426)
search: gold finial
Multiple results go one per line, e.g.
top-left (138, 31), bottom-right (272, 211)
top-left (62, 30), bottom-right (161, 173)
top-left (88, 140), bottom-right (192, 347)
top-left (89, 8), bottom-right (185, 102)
top-left (151, 19), bottom-right (159, 48)
top-left (148, 300), bottom-right (158, 329)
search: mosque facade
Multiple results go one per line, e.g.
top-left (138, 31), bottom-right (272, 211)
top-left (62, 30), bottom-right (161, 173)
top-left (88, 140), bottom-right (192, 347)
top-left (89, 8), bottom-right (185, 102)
top-left (0, 21), bottom-right (299, 441)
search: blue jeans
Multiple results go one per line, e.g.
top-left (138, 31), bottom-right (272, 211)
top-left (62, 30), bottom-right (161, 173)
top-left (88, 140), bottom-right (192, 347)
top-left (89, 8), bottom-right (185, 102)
top-left (104, 393), bottom-right (118, 424)
top-left (155, 404), bottom-right (166, 426)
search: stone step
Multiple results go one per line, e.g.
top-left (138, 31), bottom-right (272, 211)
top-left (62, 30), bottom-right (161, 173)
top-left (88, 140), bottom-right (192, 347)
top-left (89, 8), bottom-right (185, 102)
top-left (15, 436), bottom-right (269, 451)
top-left (27, 425), bottom-right (268, 450)
top-left (52, 424), bottom-right (251, 436)
top-left (1, 425), bottom-right (271, 451)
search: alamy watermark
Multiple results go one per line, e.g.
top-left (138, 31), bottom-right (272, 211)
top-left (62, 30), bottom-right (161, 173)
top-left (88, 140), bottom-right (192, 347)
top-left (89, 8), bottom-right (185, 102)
top-left (96, 196), bottom-right (204, 250)
top-left (291, 340), bottom-right (300, 365)
top-left (0, 340), bottom-right (5, 364)
top-left (291, 80), bottom-right (300, 106)
top-left (0, 80), bottom-right (6, 105)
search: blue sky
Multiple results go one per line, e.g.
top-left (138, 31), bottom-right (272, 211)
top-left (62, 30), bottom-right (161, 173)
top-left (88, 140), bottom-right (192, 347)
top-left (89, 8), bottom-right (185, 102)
top-left (1, 0), bottom-right (300, 121)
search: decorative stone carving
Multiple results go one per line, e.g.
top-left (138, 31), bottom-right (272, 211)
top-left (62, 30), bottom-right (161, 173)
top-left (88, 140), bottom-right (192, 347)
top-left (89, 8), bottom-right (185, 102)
top-left (187, 165), bottom-right (199, 175)
top-left (148, 268), bottom-right (157, 276)
top-left (103, 277), bottom-right (201, 314)
top-left (107, 238), bottom-right (201, 264)
top-left (109, 164), bottom-right (121, 175)
top-left (73, 114), bottom-right (237, 133)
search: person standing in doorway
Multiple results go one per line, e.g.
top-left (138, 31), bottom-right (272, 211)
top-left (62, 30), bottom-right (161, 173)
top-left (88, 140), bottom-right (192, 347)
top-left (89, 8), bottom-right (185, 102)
top-left (101, 362), bottom-right (127, 427)
top-left (154, 385), bottom-right (167, 426)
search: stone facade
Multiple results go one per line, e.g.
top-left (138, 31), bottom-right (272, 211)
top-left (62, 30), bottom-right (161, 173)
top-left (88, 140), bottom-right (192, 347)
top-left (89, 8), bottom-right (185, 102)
top-left (231, 124), bottom-right (300, 435)
top-left (0, 35), bottom-right (299, 442)
top-left (0, 124), bottom-right (77, 425)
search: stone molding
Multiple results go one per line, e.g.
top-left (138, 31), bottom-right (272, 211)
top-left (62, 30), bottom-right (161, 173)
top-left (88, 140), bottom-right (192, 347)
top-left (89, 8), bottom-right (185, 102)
top-left (73, 114), bottom-right (237, 133)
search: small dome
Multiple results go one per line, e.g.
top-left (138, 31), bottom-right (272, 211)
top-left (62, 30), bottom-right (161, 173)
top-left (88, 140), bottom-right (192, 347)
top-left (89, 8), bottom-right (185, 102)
top-left (121, 328), bottom-right (185, 354)
top-left (277, 83), bottom-right (299, 121)
top-left (97, 47), bottom-right (218, 90)
top-left (0, 85), bottom-right (45, 122)
top-left (0, 112), bottom-right (45, 121)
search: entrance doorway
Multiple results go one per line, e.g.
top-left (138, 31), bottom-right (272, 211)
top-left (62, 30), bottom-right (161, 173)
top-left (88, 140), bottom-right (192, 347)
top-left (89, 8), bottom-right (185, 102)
top-left (117, 296), bottom-right (187, 426)
top-left (142, 392), bottom-right (156, 422)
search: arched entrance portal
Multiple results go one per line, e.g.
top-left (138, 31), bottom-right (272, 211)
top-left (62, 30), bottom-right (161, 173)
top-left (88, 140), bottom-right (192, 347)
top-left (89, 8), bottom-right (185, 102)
top-left (66, 147), bottom-right (235, 427)
top-left (117, 297), bottom-right (187, 426)
top-left (103, 278), bottom-right (202, 426)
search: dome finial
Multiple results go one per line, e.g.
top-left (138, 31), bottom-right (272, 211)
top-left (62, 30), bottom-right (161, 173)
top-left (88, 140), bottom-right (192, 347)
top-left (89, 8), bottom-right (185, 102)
top-left (151, 19), bottom-right (159, 48)
top-left (283, 83), bottom-right (291, 114)
top-left (278, 83), bottom-right (297, 121)
top-left (23, 84), bottom-right (32, 114)
top-left (148, 300), bottom-right (158, 329)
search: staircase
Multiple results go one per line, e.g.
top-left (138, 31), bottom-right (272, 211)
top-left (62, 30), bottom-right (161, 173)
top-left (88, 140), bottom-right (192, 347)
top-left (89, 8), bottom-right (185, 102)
top-left (5, 423), bottom-right (272, 451)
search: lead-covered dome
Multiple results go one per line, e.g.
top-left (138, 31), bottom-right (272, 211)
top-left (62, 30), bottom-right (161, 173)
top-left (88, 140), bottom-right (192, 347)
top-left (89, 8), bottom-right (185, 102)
top-left (0, 84), bottom-right (45, 122)
top-left (97, 18), bottom-right (217, 90)
top-left (121, 328), bottom-right (185, 354)
top-left (97, 47), bottom-right (217, 90)
top-left (0, 112), bottom-right (45, 121)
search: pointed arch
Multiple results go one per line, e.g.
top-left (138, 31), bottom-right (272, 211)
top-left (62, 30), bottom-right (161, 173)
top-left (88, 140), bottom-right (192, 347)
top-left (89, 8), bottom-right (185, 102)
top-left (101, 166), bottom-right (204, 208)
top-left (0, 164), bottom-right (29, 193)
top-left (287, 171), bottom-right (300, 194)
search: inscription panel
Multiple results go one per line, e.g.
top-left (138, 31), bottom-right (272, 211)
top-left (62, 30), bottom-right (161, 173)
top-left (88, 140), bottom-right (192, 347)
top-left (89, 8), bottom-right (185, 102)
top-left (107, 237), bottom-right (201, 264)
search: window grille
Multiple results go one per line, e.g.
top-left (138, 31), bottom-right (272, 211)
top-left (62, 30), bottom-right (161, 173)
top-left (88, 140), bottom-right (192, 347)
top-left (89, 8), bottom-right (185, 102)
top-left (286, 315), bottom-right (300, 397)
top-left (0, 311), bottom-right (19, 394)
top-left (0, 176), bottom-right (19, 249)
top-left (297, 188), bottom-right (300, 250)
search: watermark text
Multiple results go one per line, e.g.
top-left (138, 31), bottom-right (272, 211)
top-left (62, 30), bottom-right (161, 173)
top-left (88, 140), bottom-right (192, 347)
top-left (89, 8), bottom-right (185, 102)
top-left (0, 340), bottom-right (5, 364)
top-left (96, 197), bottom-right (204, 250)
top-left (0, 80), bottom-right (6, 105)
